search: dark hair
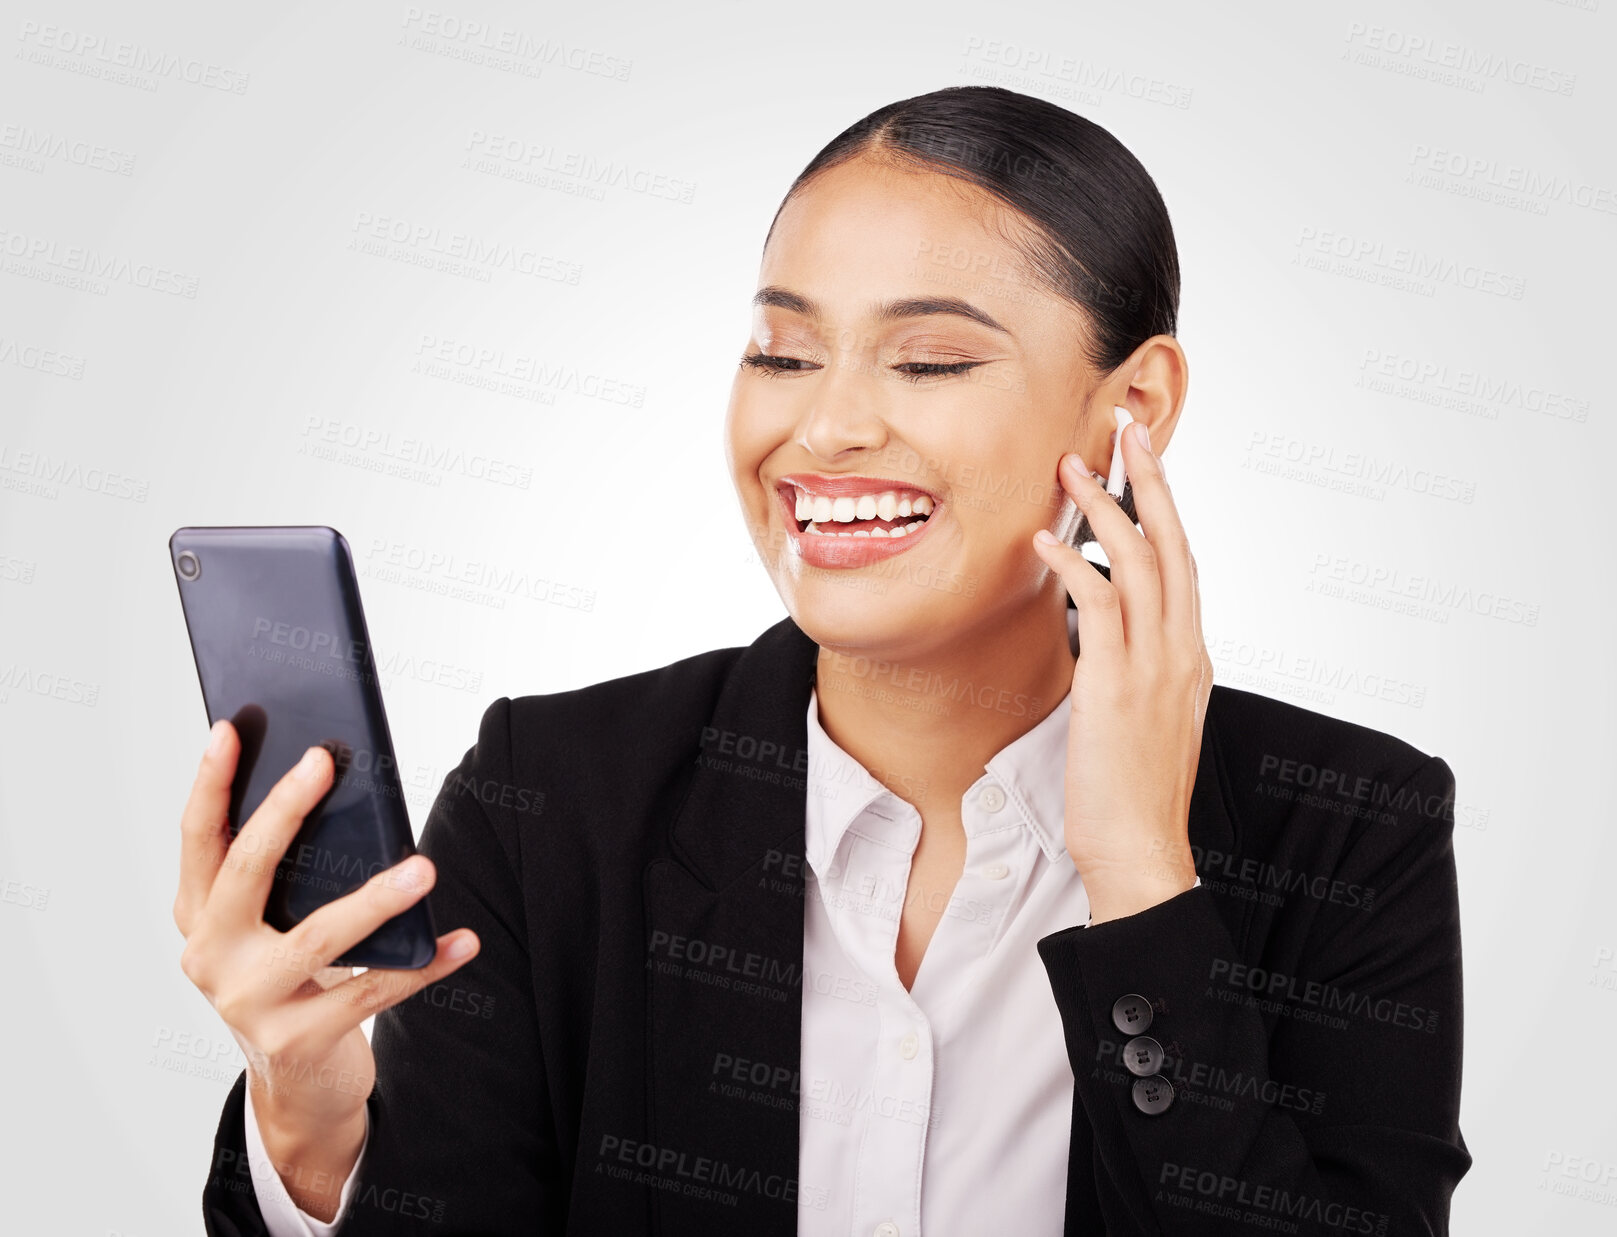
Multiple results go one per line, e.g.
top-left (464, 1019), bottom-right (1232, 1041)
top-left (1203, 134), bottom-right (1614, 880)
top-left (764, 85), bottom-right (1180, 375)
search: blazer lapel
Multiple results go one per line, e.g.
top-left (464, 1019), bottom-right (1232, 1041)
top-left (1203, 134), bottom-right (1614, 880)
top-left (643, 616), bottom-right (818, 1235)
top-left (639, 613), bottom-right (1243, 1235)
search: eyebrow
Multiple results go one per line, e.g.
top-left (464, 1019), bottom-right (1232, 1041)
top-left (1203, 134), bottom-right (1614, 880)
top-left (751, 285), bottom-right (1011, 335)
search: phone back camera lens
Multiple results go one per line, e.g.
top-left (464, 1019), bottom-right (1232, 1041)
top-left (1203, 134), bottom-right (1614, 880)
top-left (177, 550), bottom-right (200, 580)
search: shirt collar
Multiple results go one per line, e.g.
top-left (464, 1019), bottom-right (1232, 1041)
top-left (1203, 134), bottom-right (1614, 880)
top-left (803, 608), bottom-right (1081, 876)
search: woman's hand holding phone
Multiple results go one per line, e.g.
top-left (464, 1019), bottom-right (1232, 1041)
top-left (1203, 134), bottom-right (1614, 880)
top-left (1032, 419), bottom-right (1212, 925)
top-left (173, 720), bottom-right (482, 1221)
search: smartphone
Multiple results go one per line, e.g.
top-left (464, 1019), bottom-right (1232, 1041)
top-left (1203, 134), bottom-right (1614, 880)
top-left (169, 525), bottom-right (436, 969)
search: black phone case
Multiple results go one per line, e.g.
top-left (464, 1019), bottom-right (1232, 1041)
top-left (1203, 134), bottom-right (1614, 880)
top-left (1054, 478), bottom-right (1138, 550)
top-left (169, 525), bottom-right (436, 969)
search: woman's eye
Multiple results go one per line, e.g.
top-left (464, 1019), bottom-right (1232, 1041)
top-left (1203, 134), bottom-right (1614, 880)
top-left (894, 361), bottom-right (985, 383)
top-left (739, 353), bottom-right (985, 382)
top-left (739, 352), bottom-right (818, 377)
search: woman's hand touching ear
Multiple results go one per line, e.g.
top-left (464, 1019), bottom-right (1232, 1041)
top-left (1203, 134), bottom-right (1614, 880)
top-left (1032, 421), bottom-right (1213, 924)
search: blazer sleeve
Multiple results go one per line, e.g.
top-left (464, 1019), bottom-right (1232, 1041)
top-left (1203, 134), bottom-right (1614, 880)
top-left (203, 696), bottom-right (568, 1235)
top-left (1036, 754), bottom-right (1471, 1236)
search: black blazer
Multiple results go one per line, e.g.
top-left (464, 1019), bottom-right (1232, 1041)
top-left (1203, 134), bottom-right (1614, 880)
top-left (203, 614), bottom-right (1470, 1235)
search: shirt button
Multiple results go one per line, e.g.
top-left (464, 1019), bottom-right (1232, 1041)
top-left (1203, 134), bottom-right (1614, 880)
top-left (979, 784), bottom-right (1006, 812)
top-left (898, 1032), bottom-right (919, 1060)
top-left (874, 1223), bottom-right (900, 1237)
top-left (982, 862), bottom-right (1010, 880)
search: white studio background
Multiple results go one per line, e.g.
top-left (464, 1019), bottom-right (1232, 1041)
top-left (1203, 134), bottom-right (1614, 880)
top-left (0, 1), bottom-right (1611, 1232)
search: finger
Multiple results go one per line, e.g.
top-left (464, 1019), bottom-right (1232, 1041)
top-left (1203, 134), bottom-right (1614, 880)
top-left (298, 930), bottom-right (482, 1042)
top-left (1061, 450), bottom-right (1161, 639)
top-left (1033, 498), bottom-right (1124, 668)
top-left (176, 720), bottom-right (239, 934)
top-left (209, 745), bottom-right (334, 928)
top-left (275, 854), bottom-right (440, 980)
top-left (1120, 421), bottom-right (1196, 636)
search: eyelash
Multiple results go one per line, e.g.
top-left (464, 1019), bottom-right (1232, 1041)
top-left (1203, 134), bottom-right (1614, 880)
top-left (739, 352), bottom-right (983, 384)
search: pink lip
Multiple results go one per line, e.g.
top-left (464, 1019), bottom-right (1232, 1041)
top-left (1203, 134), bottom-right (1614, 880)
top-left (779, 472), bottom-right (939, 501)
top-left (772, 475), bottom-right (940, 570)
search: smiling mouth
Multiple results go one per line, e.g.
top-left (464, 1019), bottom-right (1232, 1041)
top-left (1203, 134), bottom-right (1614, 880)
top-left (781, 484), bottom-right (937, 539)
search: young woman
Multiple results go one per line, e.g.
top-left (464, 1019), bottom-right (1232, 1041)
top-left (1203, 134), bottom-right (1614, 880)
top-left (183, 86), bottom-right (1470, 1235)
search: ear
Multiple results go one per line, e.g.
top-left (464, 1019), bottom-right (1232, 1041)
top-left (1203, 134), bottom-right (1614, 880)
top-left (1094, 334), bottom-right (1189, 459)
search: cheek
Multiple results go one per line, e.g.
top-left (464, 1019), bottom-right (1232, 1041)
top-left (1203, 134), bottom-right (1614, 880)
top-left (948, 426), bottom-right (1054, 525)
top-left (724, 391), bottom-right (761, 470)
top-left (961, 388), bottom-right (1069, 516)
top-left (724, 393), bottom-right (782, 508)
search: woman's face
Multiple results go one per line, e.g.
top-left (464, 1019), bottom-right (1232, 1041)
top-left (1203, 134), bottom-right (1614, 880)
top-left (725, 154), bottom-right (1109, 658)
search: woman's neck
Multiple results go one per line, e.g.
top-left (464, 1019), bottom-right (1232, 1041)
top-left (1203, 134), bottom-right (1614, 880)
top-left (811, 593), bottom-right (1077, 819)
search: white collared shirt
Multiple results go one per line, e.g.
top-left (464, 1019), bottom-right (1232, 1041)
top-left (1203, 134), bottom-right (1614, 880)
top-left (796, 608), bottom-right (1090, 1236)
top-left (251, 610), bottom-right (1148, 1236)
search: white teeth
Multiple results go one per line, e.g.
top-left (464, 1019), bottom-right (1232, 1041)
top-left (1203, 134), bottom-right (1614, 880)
top-left (794, 488), bottom-right (932, 523)
top-left (788, 483), bottom-right (937, 536)
top-left (803, 519), bottom-right (927, 538)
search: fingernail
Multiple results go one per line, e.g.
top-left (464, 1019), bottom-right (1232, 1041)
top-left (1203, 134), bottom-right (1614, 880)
top-left (1034, 528), bottom-right (1059, 547)
top-left (1064, 451), bottom-right (1087, 475)
top-left (297, 746), bottom-right (325, 779)
top-left (448, 935), bottom-right (476, 961)
top-left (207, 720), bottom-right (229, 756)
top-left (1131, 421), bottom-right (1152, 452)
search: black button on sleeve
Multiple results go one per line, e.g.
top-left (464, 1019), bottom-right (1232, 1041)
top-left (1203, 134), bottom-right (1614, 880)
top-left (1112, 993), bottom-right (1153, 1035)
top-left (1122, 1035), bottom-right (1164, 1077)
top-left (1131, 1074), bottom-right (1175, 1115)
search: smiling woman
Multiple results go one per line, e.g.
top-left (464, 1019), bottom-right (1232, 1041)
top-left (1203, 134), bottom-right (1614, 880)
top-left (726, 111), bottom-right (1184, 639)
top-left (191, 85), bottom-right (1469, 1237)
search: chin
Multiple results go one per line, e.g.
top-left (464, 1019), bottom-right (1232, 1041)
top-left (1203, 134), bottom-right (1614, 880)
top-left (778, 573), bottom-right (970, 658)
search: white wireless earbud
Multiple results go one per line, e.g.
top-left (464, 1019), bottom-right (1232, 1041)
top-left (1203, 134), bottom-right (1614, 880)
top-left (1104, 405), bottom-right (1132, 499)
top-left (1048, 406), bottom-right (1137, 549)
